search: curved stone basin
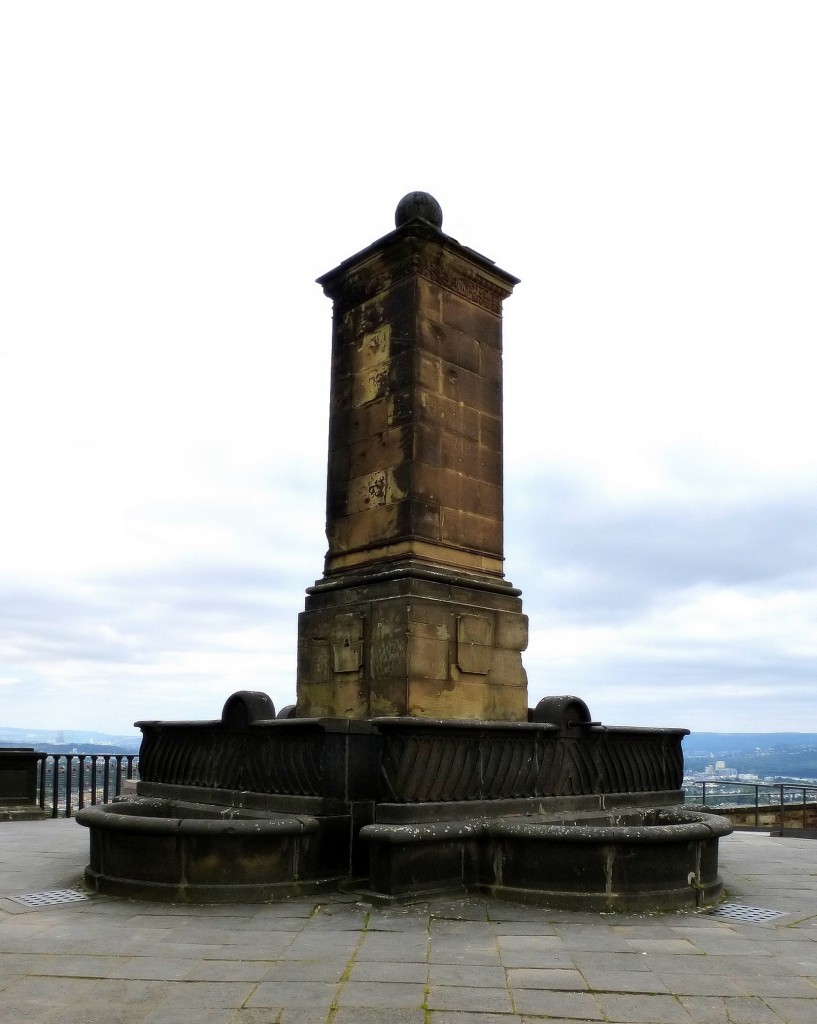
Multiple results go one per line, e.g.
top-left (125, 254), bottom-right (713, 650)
top-left (362, 806), bottom-right (732, 911)
top-left (78, 796), bottom-right (730, 910)
top-left (76, 798), bottom-right (339, 903)
top-left (490, 806), bottom-right (731, 911)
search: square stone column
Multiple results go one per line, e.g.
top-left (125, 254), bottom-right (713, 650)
top-left (297, 193), bottom-right (528, 720)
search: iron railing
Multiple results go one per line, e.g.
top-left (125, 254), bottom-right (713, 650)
top-left (36, 754), bottom-right (140, 818)
top-left (684, 779), bottom-right (817, 833)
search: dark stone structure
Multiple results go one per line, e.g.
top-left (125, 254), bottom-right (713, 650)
top-left (78, 690), bottom-right (728, 908)
top-left (0, 748), bottom-right (46, 821)
top-left (78, 195), bottom-right (731, 910)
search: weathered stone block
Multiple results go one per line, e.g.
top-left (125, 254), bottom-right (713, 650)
top-left (439, 509), bottom-right (502, 556)
top-left (416, 278), bottom-right (445, 321)
top-left (490, 680), bottom-right (528, 720)
top-left (414, 422), bottom-right (442, 467)
top-left (417, 351), bottom-right (443, 394)
top-left (488, 648), bottom-right (528, 686)
top-left (353, 323), bottom-right (392, 371)
top-left (480, 413), bottom-right (501, 452)
top-left (420, 317), bottom-right (484, 376)
top-left (342, 503), bottom-right (401, 550)
top-left (407, 678), bottom-right (483, 719)
top-left (330, 396), bottom-right (391, 448)
top-left (407, 618), bottom-right (453, 642)
top-left (371, 601), bottom-right (409, 639)
top-left (406, 595), bottom-right (451, 620)
top-left (418, 391), bottom-right (480, 441)
top-left (347, 425), bottom-right (409, 479)
top-left (495, 612), bottom-right (529, 652)
top-left (440, 290), bottom-right (500, 346)
top-left (441, 363), bottom-right (501, 418)
top-left (407, 635), bottom-right (449, 681)
top-left (370, 676), bottom-right (409, 717)
top-left (369, 634), bottom-right (408, 680)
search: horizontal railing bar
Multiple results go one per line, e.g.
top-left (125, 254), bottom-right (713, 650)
top-left (684, 779), bottom-right (817, 834)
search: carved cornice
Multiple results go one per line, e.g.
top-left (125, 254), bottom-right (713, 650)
top-left (332, 253), bottom-right (509, 315)
top-left (320, 227), bottom-right (518, 317)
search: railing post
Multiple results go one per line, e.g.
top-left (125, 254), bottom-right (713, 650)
top-left (701, 781), bottom-right (707, 806)
top-left (803, 788), bottom-right (807, 830)
top-left (77, 756), bottom-right (85, 811)
top-left (754, 785), bottom-right (759, 828)
top-left (65, 755), bottom-right (74, 818)
top-left (52, 756), bottom-right (61, 818)
top-left (779, 784), bottom-right (785, 835)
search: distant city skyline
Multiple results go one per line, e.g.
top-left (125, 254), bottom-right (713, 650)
top-left (2, 4), bottom-right (816, 734)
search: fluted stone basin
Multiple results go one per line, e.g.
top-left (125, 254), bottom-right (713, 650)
top-left (77, 798), bottom-right (343, 903)
top-left (362, 806), bottom-right (731, 911)
top-left (77, 693), bottom-right (731, 909)
top-left (79, 795), bottom-right (730, 910)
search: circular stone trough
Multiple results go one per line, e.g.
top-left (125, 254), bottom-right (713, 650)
top-left (76, 798), bottom-right (337, 903)
top-left (485, 806), bottom-right (732, 911)
top-left (360, 805), bottom-right (732, 910)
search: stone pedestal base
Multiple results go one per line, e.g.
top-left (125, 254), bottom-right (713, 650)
top-left (297, 566), bottom-right (528, 720)
top-left (77, 692), bottom-right (730, 909)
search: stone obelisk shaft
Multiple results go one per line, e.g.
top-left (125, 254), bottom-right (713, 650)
top-left (296, 195), bottom-right (528, 720)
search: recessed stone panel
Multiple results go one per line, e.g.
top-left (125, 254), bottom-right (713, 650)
top-left (457, 614), bottom-right (494, 675)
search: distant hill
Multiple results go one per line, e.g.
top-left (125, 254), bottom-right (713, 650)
top-left (683, 732), bottom-right (817, 754)
top-left (0, 726), bottom-right (141, 754)
top-left (683, 732), bottom-right (817, 780)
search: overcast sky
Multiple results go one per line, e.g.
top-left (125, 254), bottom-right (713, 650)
top-left (2, 2), bottom-right (816, 737)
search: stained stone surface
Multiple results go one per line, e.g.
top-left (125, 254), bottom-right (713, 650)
top-left (297, 196), bottom-right (528, 720)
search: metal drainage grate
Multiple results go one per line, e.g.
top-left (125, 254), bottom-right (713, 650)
top-left (709, 902), bottom-right (786, 924)
top-left (9, 889), bottom-right (91, 908)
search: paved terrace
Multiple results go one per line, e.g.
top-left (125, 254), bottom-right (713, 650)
top-left (1, 823), bottom-right (815, 1024)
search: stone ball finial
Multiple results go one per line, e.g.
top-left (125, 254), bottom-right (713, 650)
top-left (395, 192), bottom-right (443, 230)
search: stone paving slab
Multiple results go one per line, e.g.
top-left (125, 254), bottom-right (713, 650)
top-left (1, 822), bottom-right (817, 1022)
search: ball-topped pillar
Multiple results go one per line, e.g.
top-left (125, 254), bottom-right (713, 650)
top-left (296, 194), bottom-right (529, 720)
top-left (394, 191), bottom-right (444, 229)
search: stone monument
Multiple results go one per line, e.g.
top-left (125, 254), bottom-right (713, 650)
top-left (78, 194), bottom-right (731, 911)
top-left (298, 192), bottom-right (527, 721)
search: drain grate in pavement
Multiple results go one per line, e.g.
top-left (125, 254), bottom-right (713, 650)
top-left (9, 889), bottom-right (91, 908)
top-left (709, 902), bottom-right (786, 924)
